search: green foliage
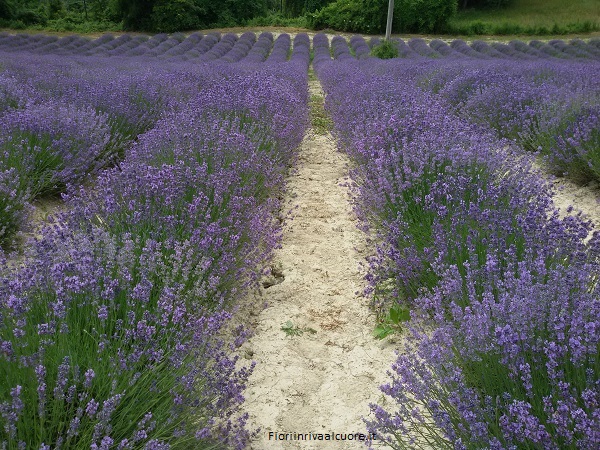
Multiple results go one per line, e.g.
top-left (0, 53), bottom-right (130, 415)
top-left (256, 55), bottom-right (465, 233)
top-left (0, 0), bottom-right (14, 20)
top-left (371, 39), bottom-right (399, 59)
top-left (244, 12), bottom-right (308, 28)
top-left (90, 0), bottom-right (121, 22)
top-left (461, 0), bottom-right (513, 8)
top-left (141, 0), bottom-right (271, 31)
top-left (394, 0), bottom-right (458, 33)
top-left (373, 304), bottom-right (411, 339)
top-left (116, 0), bottom-right (155, 30)
top-left (15, 9), bottom-right (47, 26)
top-left (0, 0), bottom-right (123, 30)
top-left (309, 0), bottom-right (458, 34)
top-left (308, 0), bottom-right (387, 33)
top-left (47, 0), bottom-right (64, 20)
top-left (151, 0), bottom-right (203, 32)
top-left (281, 321), bottom-right (317, 337)
top-left (449, 0), bottom-right (600, 36)
top-left (43, 18), bottom-right (121, 33)
top-left (305, 0), bottom-right (335, 13)
top-left (282, 0), bottom-right (304, 17)
top-left (193, 0), bottom-right (268, 28)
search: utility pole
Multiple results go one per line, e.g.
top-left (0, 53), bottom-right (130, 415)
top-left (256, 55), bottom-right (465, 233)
top-left (385, 0), bottom-right (394, 41)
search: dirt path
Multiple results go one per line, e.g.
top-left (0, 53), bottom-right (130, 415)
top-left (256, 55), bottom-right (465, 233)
top-left (551, 177), bottom-right (600, 240)
top-left (238, 77), bottom-right (396, 449)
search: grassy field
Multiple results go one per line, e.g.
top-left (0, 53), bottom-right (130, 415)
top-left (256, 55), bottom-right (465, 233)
top-left (450, 0), bottom-right (600, 35)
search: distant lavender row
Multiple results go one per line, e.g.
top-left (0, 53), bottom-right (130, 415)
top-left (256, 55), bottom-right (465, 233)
top-left (1, 32), bottom-right (598, 62)
top-left (317, 55), bottom-right (600, 449)
top-left (426, 60), bottom-right (600, 184)
top-left (344, 34), bottom-right (599, 61)
top-left (0, 54), bottom-right (178, 248)
top-left (0, 32), bottom-right (310, 248)
top-left (0, 32), bottom-right (302, 63)
top-left (397, 37), bottom-right (600, 60)
top-left (1, 48), bottom-right (310, 448)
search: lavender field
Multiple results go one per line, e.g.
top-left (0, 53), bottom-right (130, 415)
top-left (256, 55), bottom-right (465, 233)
top-left (0, 31), bottom-right (599, 449)
top-left (316, 34), bottom-right (600, 449)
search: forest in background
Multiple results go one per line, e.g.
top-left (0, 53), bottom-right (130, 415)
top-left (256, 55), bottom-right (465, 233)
top-left (0, 1), bottom-right (598, 37)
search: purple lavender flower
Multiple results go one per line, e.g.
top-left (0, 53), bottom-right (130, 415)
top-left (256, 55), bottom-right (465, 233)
top-left (316, 51), bottom-right (599, 449)
top-left (1, 42), bottom-right (308, 449)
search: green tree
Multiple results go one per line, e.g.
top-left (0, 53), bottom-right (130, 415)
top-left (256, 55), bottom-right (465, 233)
top-left (461, 0), bottom-right (512, 7)
top-left (395, 0), bottom-right (458, 33)
top-left (112, 0), bottom-right (272, 31)
top-left (88, 0), bottom-right (118, 21)
top-left (0, 0), bottom-right (14, 20)
top-left (310, 0), bottom-right (458, 34)
top-left (193, 0), bottom-right (268, 27)
top-left (305, 0), bottom-right (335, 13)
top-left (283, 0), bottom-right (303, 17)
top-left (152, 0), bottom-right (203, 32)
top-left (116, 0), bottom-right (156, 29)
top-left (309, 0), bottom-right (387, 33)
top-left (48, 0), bottom-right (64, 20)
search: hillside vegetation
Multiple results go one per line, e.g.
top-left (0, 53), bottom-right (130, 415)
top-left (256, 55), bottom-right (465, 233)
top-left (450, 0), bottom-right (600, 35)
top-left (0, 0), bottom-right (598, 37)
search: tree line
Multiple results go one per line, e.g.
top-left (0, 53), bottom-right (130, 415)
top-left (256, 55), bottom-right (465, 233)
top-left (0, 0), bottom-right (511, 34)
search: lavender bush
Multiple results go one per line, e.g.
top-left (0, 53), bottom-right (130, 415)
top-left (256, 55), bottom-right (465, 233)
top-left (0, 101), bottom-right (115, 197)
top-left (316, 52), bottom-right (599, 449)
top-left (0, 35), bottom-right (309, 448)
top-left (430, 60), bottom-right (600, 184)
top-left (552, 105), bottom-right (600, 181)
top-left (349, 35), bottom-right (371, 59)
top-left (265, 34), bottom-right (290, 64)
top-left (1, 228), bottom-right (254, 449)
top-left (366, 248), bottom-right (600, 449)
top-left (0, 168), bottom-right (28, 248)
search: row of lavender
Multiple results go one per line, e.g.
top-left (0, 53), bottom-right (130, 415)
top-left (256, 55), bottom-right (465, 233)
top-left (0, 53), bottom-right (169, 248)
top-left (315, 36), bottom-right (600, 448)
top-left (0, 45), bottom-right (310, 448)
top-left (428, 60), bottom-right (600, 185)
top-left (335, 35), bottom-right (600, 61)
top-left (3, 32), bottom-right (599, 62)
top-left (0, 31), bottom-right (298, 63)
top-left (0, 33), bottom-right (309, 249)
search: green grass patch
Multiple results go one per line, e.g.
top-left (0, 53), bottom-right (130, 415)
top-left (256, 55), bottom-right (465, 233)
top-left (309, 94), bottom-right (333, 135)
top-left (308, 72), bottom-right (333, 135)
top-left (371, 40), bottom-right (399, 59)
top-left (449, 0), bottom-right (600, 35)
top-left (244, 13), bottom-right (308, 29)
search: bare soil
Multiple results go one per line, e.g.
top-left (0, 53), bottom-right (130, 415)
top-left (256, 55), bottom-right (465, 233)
top-left (550, 176), bottom-right (600, 241)
top-left (237, 78), bottom-right (397, 449)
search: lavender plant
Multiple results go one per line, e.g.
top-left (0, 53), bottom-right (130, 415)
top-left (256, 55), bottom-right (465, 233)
top-left (366, 240), bottom-right (600, 449)
top-left (316, 53), bottom-right (600, 449)
top-left (0, 227), bottom-right (255, 449)
top-left (0, 35), bottom-right (310, 449)
top-left (0, 101), bottom-right (114, 197)
top-left (349, 35), bottom-right (371, 59)
top-left (552, 104), bottom-right (600, 181)
top-left (266, 34), bottom-right (291, 64)
top-left (0, 168), bottom-right (29, 249)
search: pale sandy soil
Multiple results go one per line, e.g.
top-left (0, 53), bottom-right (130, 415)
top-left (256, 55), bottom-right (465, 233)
top-left (237, 79), bottom-right (397, 449)
top-left (234, 77), bottom-right (600, 449)
top-left (550, 176), bottom-right (600, 241)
